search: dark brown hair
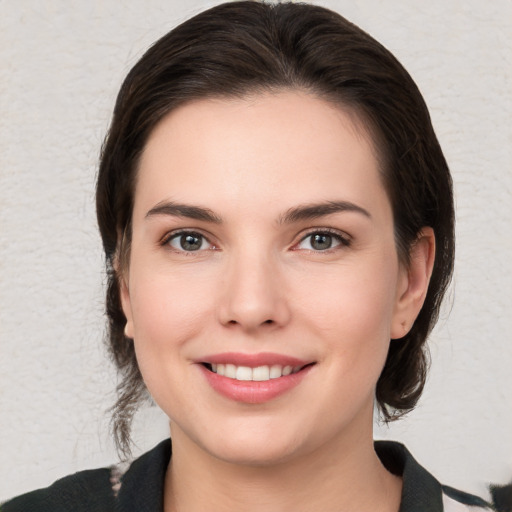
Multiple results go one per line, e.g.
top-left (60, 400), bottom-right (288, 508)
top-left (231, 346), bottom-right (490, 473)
top-left (96, 1), bottom-right (454, 457)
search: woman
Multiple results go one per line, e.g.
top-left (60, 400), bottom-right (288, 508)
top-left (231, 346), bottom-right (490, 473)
top-left (1, 2), bottom-right (493, 510)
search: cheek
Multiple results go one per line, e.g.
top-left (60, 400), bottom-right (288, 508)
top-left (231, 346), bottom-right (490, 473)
top-left (128, 271), bottom-right (219, 415)
top-left (295, 256), bottom-right (399, 371)
top-left (300, 259), bottom-right (398, 331)
top-left (128, 269), bottom-right (216, 365)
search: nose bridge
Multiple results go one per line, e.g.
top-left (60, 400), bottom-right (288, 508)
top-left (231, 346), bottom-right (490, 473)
top-left (218, 243), bottom-right (289, 330)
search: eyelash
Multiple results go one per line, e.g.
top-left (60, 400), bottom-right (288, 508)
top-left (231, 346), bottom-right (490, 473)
top-left (160, 228), bottom-right (351, 254)
top-left (160, 230), bottom-right (216, 253)
top-left (293, 228), bottom-right (352, 252)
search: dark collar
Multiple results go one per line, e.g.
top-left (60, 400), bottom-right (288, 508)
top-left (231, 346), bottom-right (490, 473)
top-left (117, 439), bottom-right (171, 512)
top-left (116, 439), bottom-right (447, 512)
top-left (375, 440), bottom-right (443, 512)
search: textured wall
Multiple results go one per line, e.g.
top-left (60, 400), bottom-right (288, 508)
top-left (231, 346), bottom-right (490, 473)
top-left (1, 0), bottom-right (511, 502)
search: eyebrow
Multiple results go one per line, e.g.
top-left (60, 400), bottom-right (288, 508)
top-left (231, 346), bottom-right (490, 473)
top-left (145, 201), bottom-right (222, 223)
top-left (145, 199), bottom-right (370, 224)
top-left (279, 200), bottom-right (371, 224)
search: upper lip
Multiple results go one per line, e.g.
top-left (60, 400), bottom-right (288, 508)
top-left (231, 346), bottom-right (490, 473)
top-left (197, 352), bottom-right (313, 368)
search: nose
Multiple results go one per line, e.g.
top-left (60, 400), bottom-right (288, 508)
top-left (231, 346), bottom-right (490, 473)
top-left (217, 252), bottom-right (291, 332)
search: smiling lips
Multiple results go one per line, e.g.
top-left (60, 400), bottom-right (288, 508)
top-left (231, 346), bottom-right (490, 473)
top-left (198, 352), bottom-right (315, 403)
top-left (209, 363), bottom-right (303, 381)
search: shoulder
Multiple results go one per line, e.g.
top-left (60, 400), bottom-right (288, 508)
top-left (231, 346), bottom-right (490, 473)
top-left (375, 440), bottom-right (492, 512)
top-left (1, 439), bottom-right (172, 512)
top-left (0, 467), bottom-right (116, 512)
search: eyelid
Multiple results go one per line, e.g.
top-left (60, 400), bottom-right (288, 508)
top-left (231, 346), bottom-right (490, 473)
top-left (160, 228), bottom-right (217, 251)
top-left (158, 226), bottom-right (351, 252)
top-left (292, 227), bottom-right (352, 250)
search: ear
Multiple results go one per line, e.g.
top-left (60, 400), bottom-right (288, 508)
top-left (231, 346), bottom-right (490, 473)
top-left (391, 227), bottom-right (436, 340)
top-left (116, 255), bottom-right (135, 340)
top-left (120, 275), bottom-right (135, 339)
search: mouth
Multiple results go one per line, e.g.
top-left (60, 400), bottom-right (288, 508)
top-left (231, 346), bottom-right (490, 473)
top-left (201, 362), bottom-right (312, 382)
top-left (197, 352), bottom-right (315, 403)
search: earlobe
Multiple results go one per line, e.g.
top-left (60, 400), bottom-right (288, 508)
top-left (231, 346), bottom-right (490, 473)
top-left (391, 227), bottom-right (436, 339)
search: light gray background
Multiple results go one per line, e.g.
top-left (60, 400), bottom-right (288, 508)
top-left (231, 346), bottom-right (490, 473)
top-left (1, 0), bottom-right (511, 503)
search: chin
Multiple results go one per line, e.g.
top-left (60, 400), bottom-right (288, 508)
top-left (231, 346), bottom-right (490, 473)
top-left (192, 418), bottom-right (308, 467)
top-left (209, 439), bottom-right (300, 467)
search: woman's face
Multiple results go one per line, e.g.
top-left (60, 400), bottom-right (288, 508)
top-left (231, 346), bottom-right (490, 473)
top-left (121, 91), bottom-right (425, 465)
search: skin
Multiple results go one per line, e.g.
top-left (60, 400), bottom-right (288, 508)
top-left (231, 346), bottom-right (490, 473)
top-left (120, 91), bottom-right (435, 512)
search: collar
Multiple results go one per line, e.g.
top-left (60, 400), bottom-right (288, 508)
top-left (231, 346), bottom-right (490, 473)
top-left (116, 439), bottom-right (451, 512)
top-left (375, 440), bottom-right (444, 512)
top-left (116, 439), bottom-right (171, 512)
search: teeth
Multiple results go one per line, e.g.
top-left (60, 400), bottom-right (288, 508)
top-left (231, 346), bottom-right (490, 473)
top-left (269, 365), bottom-right (282, 379)
top-left (235, 366), bottom-right (252, 381)
top-left (252, 366), bottom-right (270, 381)
top-left (210, 364), bottom-right (302, 381)
top-left (225, 363), bottom-right (236, 379)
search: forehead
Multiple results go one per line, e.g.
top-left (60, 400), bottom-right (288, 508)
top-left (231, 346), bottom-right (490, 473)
top-left (134, 91), bottom-right (388, 219)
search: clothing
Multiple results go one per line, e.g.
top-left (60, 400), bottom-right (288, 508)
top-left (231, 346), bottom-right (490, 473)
top-left (1, 439), bottom-right (490, 512)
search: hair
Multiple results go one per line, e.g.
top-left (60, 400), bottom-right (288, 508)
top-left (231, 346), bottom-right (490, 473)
top-left (96, 0), bottom-right (454, 457)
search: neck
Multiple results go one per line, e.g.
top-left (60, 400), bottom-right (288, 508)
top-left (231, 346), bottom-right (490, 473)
top-left (163, 421), bottom-right (402, 512)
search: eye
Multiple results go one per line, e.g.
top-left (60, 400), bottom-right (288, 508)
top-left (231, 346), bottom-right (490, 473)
top-left (295, 230), bottom-right (350, 251)
top-left (165, 231), bottom-right (212, 252)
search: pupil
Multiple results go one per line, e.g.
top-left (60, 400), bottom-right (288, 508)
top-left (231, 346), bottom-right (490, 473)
top-left (181, 234), bottom-right (201, 251)
top-left (312, 233), bottom-right (331, 250)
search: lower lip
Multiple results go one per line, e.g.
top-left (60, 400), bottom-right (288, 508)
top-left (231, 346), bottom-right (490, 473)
top-left (199, 365), bottom-right (313, 404)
